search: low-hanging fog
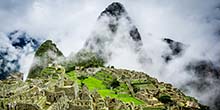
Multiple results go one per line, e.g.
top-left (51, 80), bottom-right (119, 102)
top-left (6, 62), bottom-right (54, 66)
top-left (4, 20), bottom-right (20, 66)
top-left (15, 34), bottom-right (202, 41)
top-left (1, 0), bottom-right (220, 109)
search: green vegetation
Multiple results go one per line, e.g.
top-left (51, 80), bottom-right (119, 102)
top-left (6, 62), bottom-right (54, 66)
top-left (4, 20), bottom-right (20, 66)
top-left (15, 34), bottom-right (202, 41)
top-left (28, 66), bottom-right (44, 78)
top-left (40, 66), bottom-right (57, 78)
top-left (158, 85), bottom-right (166, 91)
top-left (110, 79), bottom-right (120, 89)
top-left (131, 79), bottom-right (150, 84)
top-left (28, 40), bottom-right (64, 78)
top-left (132, 83), bottom-right (157, 92)
top-left (133, 86), bottom-right (140, 93)
top-left (77, 75), bottom-right (88, 81)
top-left (35, 40), bottom-right (63, 57)
top-left (74, 49), bottom-right (105, 68)
top-left (82, 77), bottom-right (106, 90)
top-left (98, 89), bottom-right (144, 105)
top-left (98, 89), bottom-right (115, 97)
top-left (114, 83), bottom-right (129, 93)
top-left (64, 49), bottom-right (105, 72)
top-left (66, 71), bottom-right (77, 80)
top-left (94, 71), bottom-right (114, 88)
top-left (73, 73), bottom-right (144, 105)
top-left (158, 94), bottom-right (172, 104)
top-left (117, 94), bottom-right (144, 105)
top-left (94, 71), bottom-right (113, 82)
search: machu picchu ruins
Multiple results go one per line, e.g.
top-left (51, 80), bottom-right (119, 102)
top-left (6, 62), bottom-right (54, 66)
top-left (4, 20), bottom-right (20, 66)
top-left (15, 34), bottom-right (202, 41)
top-left (0, 63), bottom-right (209, 110)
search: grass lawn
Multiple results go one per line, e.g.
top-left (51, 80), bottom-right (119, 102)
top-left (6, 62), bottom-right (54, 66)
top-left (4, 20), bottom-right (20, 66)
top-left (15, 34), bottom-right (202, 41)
top-left (66, 71), bottom-right (77, 80)
top-left (67, 73), bottom-right (144, 105)
top-left (98, 89), bottom-right (117, 97)
top-left (98, 89), bottom-right (144, 105)
top-left (82, 77), bottom-right (106, 90)
top-left (117, 94), bottom-right (144, 105)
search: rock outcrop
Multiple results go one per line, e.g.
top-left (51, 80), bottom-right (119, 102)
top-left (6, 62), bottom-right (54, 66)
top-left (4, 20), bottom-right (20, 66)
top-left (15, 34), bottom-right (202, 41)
top-left (162, 38), bottom-right (186, 63)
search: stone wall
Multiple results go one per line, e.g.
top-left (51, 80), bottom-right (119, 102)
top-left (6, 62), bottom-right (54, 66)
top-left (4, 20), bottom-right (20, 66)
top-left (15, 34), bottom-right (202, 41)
top-left (45, 91), bottom-right (65, 103)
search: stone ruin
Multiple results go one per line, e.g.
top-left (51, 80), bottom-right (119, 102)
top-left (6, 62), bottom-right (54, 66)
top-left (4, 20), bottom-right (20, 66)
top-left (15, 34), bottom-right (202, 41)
top-left (0, 64), bottom-right (207, 110)
top-left (0, 65), bottom-right (138, 110)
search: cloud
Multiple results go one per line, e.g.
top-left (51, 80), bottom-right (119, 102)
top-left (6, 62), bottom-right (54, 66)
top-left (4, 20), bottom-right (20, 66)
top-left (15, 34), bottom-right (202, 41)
top-left (0, 31), bottom-right (41, 79)
top-left (1, 0), bottom-right (220, 109)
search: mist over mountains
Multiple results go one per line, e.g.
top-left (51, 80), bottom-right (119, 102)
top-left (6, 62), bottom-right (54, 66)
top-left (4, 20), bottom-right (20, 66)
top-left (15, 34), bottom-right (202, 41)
top-left (1, 0), bottom-right (220, 109)
top-left (0, 30), bottom-right (42, 79)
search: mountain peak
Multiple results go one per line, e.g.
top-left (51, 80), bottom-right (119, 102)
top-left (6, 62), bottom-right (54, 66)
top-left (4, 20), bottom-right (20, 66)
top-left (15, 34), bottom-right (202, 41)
top-left (35, 40), bottom-right (63, 57)
top-left (84, 2), bottom-right (142, 61)
top-left (162, 38), bottom-right (185, 63)
top-left (100, 2), bottom-right (126, 18)
top-left (28, 40), bottom-right (63, 78)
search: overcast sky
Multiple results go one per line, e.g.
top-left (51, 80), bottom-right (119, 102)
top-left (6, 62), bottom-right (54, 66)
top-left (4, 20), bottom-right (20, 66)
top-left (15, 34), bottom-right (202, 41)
top-left (0, 0), bottom-right (219, 55)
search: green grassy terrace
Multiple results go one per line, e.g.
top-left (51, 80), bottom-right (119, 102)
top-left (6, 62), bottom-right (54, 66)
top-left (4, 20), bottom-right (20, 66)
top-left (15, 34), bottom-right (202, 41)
top-left (66, 70), bottom-right (144, 105)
